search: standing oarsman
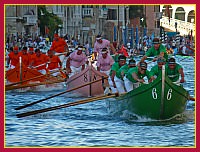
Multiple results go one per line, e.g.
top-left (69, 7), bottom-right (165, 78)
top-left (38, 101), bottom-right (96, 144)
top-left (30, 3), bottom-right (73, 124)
top-left (66, 45), bottom-right (88, 77)
top-left (93, 34), bottom-right (116, 60)
top-left (96, 47), bottom-right (114, 76)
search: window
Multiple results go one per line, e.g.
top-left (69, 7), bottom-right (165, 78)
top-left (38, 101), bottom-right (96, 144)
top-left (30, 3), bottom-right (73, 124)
top-left (107, 9), bottom-right (117, 20)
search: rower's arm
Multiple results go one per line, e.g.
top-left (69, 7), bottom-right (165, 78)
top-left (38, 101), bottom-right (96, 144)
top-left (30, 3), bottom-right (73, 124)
top-left (140, 55), bottom-right (147, 62)
top-left (110, 43), bottom-right (116, 54)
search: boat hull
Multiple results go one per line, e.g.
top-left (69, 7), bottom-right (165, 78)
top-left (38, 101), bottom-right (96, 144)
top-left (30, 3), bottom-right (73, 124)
top-left (66, 66), bottom-right (108, 97)
top-left (107, 76), bottom-right (189, 120)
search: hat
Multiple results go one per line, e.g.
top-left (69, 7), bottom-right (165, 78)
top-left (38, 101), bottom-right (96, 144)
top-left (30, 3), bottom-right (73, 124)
top-left (118, 55), bottom-right (126, 61)
top-left (101, 48), bottom-right (108, 54)
top-left (168, 57), bottom-right (176, 64)
top-left (157, 57), bottom-right (166, 63)
top-left (152, 38), bottom-right (160, 44)
top-left (13, 46), bottom-right (19, 51)
top-left (128, 59), bottom-right (136, 65)
top-left (96, 34), bottom-right (102, 40)
top-left (140, 62), bottom-right (147, 69)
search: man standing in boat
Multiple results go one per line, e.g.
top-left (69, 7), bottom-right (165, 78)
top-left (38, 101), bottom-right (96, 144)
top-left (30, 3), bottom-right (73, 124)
top-left (140, 38), bottom-right (168, 63)
top-left (66, 45), bottom-right (88, 77)
top-left (124, 62), bottom-right (154, 92)
top-left (50, 33), bottom-right (69, 62)
top-left (93, 34), bottom-right (116, 60)
top-left (96, 47), bottom-right (115, 76)
top-left (166, 57), bottom-right (185, 83)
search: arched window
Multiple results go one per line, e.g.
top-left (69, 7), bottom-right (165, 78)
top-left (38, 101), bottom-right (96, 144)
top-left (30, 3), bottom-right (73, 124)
top-left (162, 5), bottom-right (172, 18)
top-left (175, 7), bottom-right (185, 21)
top-left (187, 10), bottom-right (195, 23)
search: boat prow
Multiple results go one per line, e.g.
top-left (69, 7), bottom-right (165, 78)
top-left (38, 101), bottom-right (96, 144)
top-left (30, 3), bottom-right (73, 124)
top-left (107, 72), bottom-right (189, 120)
top-left (66, 65), bottom-right (108, 97)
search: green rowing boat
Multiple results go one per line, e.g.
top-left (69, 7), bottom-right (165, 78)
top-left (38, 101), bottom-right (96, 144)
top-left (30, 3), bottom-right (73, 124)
top-left (107, 67), bottom-right (190, 120)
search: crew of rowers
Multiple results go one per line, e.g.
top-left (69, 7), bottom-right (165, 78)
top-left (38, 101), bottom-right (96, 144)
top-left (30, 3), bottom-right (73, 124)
top-left (6, 34), bottom-right (185, 93)
top-left (92, 36), bottom-right (185, 94)
top-left (6, 33), bottom-right (69, 78)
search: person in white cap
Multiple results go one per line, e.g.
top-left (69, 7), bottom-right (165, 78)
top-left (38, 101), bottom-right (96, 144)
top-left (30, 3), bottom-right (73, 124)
top-left (96, 47), bottom-right (114, 76)
top-left (66, 45), bottom-right (88, 77)
top-left (93, 34), bottom-right (116, 60)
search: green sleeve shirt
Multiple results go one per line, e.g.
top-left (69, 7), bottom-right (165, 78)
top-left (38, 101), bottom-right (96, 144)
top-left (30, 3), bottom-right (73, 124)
top-left (110, 62), bottom-right (120, 77)
top-left (117, 64), bottom-right (129, 80)
top-left (145, 44), bottom-right (168, 61)
top-left (126, 67), bottom-right (152, 83)
top-left (166, 63), bottom-right (183, 82)
top-left (150, 65), bottom-right (161, 77)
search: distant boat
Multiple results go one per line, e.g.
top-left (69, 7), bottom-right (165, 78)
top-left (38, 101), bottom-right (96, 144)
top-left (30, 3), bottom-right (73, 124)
top-left (106, 66), bottom-right (190, 120)
top-left (65, 65), bottom-right (108, 97)
top-left (5, 63), bottom-right (65, 91)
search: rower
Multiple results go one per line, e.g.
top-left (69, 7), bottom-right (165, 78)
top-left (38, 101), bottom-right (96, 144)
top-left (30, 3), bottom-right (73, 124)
top-left (29, 48), bottom-right (49, 75)
top-left (47, 49), bottom-right (62, 77)
top-left (6, 46), bottom-right (20, 69)
top-left (150, 57), bottom-right (166, 79)
top-left (96, 47), bottom-right (114, 76)
top-left (166, 57), bottom-right (185, 84)
top-left (124, 62), bottom-right (154, 92)
top-left (50, 33), bottom-right (69, 62)
top-left (109, 55), bottom-right (127, 93)
top-left (93, 34), bottom-right (116, 60)
top-left (66, 45), bottom-right (88, 77)
top-left (140, 38), bottom-right (168, 63)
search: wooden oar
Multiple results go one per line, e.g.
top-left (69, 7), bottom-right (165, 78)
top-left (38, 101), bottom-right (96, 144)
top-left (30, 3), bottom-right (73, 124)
top-left (15, 77), bottom-right (108, 110)
top-left (6, 69), bottom-right (61, 87)
top-left (16, 93), bottom-right (123, 118)
top-left (6, 79), bottom-right (65, 91)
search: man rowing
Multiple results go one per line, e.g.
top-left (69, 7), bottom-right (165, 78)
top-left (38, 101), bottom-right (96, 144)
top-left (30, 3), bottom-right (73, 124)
top-left (6, 46), bottom-right (20, 69)
top-left (29, 48), bottom-right (49, 75)
top-left (66, 45), bottom-right (88, 77)
top-left (96, 47), bottom-right (114, 76)
top-left (93, 34), bottom-right (116, 60)
top-left (140, 38), bottom-right (168, 63)
top-left (50, 33), bottom-right (69, 62)
top-left (166, 57), bottom-right (185, 83)
top-left (124, 62), bottom-right (154, 92)
top-left (47, 49), bottom-right (62, 77)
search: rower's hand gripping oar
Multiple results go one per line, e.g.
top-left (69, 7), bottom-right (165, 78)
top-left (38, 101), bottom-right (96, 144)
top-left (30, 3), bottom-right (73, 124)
top-left (15, 77), bottom-right (108, 110)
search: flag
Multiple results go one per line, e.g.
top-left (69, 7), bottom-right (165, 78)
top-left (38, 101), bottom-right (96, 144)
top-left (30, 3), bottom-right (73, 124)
top-left (136, 26), bottom-right (139, 47)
